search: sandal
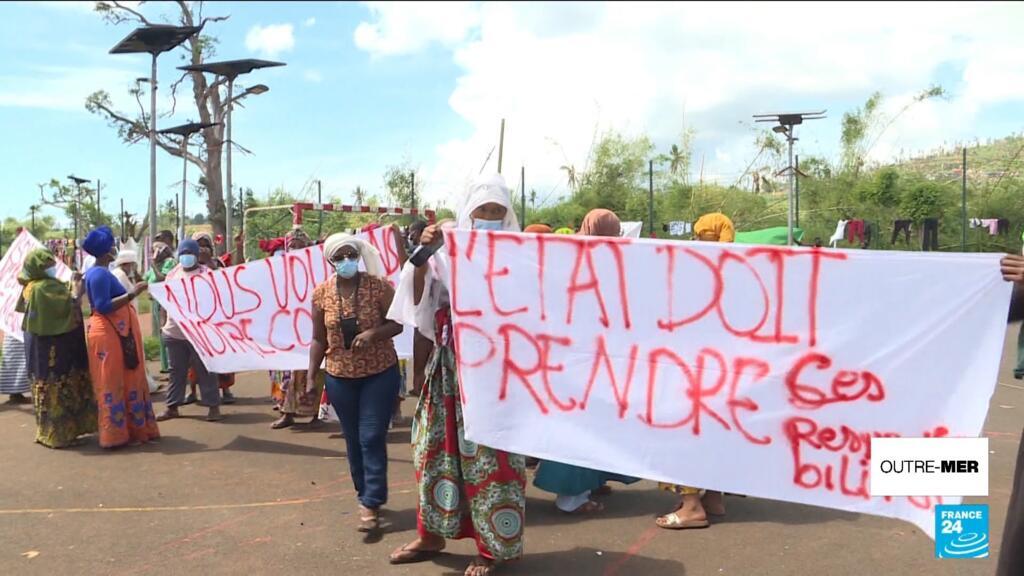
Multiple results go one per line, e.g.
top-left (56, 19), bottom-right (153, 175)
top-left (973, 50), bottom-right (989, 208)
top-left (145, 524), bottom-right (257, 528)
top-left (655, 512), bottom-right (710, 530)
top-left (563, 499), bottom-right (604, 515)
top-left (357, 506), bottom-right (379, 533)
top-left (465, 557), bottom-right (498, 576)
top-left (389, 543), bottom-right (444, 565)
top-left (271, 415), bottom-right (294, 429)
top-left (592, 485), bottom-right (613, 496)
top-left (155, 408), bottom-right (179, 422)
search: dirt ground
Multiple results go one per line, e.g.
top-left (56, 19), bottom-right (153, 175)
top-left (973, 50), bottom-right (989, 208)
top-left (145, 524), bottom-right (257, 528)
top-left (0, 325), bottom-right (1021, 576)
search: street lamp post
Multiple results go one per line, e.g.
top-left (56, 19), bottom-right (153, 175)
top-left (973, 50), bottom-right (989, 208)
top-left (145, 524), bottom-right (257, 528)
top-left (754, 111), bottom-right (826, 246)
top-left (158, 121), bottom-right (220, 242)
top-left (67, 175), bottom-right (91, 268)
top-left (110, 24), bottom-right (202, 251)
top-left (178, 59), bottom-right (285, 261)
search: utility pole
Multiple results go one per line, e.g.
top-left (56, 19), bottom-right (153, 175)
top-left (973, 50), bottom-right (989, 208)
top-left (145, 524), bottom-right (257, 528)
top-left (648, 160), bottom-right (655, 237)
top-left (795, 155), bottom-right (800, 228)
top-left (754, 111), bottom-right (826, 246)
top-left (521, 166), bottom-right (526, 225)
top-left (961, 147), bottom-right (967, 251)
top-left (120, 198), bottom-right (125, 241)
top-left (317, 180), bottom-right (323, 238)
top-left (29, 205), bottom-right (38, 236)
top-left (497, 118), bottom-right (506, 174)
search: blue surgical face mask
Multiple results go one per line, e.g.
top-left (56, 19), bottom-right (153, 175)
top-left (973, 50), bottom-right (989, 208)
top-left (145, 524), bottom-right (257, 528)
top-left (335, 259), bottom-right (359, 279)
top-left (45, 266), bottom-right (58, 278)
top-left (179, 254), bottom-right (198, 269)
top-left (472, 218), bottom-right (503, 231)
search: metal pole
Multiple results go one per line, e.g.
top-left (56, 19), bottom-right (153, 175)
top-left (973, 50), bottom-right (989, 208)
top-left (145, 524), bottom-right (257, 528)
top-left (410, 171), bottom-right (416, 211)
top-left (521, 166), bottom-right (526, 225)
top-left (225, 76), bottom-right (234, 257)
top-left (149, 53), bottom-right (158, 254)
top-left (648, 159), bottom-right (654, 237)
top-left (31, 207), bottom-right (36, 236)
top-left (794, 155), bottom-right (800, 228)
top-left (787, 128), bottom-right (795, 247)
top-left (120, 198), bottom-right (125, 241)
top-left (74, 182), bottom-right (81, 268)
top-left (497, 118), bottom-right (505, 174)
top-left (180, 135), bottom-right (188, 242)
top-left (317, 180), bottom-right (323, 238)
top-left (96, 179), bottom-right (101, 220)
top-left (961, 147), bottom-right (967, 251)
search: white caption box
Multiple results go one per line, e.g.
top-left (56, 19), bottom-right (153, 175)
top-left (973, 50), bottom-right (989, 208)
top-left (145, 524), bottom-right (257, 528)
top-left (870, 438), bottom-right (988, 497)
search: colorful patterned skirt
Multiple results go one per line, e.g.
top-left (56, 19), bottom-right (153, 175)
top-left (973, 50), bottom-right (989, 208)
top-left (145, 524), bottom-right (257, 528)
top-left (86, 306), bottom-right (160, 448)
top-left (269, 370), bottom-right (324, 417)
top-left (25, 326), bottom-right (97, 448)
top-left (412, 309), bottom-right (526, 561)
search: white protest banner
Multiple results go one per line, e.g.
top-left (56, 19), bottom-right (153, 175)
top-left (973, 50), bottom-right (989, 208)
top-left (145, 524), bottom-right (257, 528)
top-left (149, 225), bottom-right (412, 373)
top-left (0, 230), bottom-right (73, 341)
top-left (444, 229), bottom-right (1011, 537)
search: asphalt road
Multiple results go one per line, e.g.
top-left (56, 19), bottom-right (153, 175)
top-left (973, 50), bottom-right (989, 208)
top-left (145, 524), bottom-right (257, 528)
top-left (1, 325), bottom-right (1021, 576)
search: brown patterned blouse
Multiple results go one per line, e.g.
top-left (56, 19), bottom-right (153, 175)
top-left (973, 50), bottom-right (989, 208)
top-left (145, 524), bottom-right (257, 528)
top-left (312, 273), bottom-right (398, 379)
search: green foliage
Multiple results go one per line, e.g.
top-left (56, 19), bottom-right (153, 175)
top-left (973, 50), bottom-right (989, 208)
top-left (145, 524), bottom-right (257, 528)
top-left (900, 181), bottom-right (953, 222)
top-left (143, 335), bottom-right (161, 362)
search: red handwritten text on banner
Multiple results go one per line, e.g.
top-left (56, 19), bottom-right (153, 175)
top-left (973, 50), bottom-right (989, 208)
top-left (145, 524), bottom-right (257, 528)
top-left (444, 230), bottom-right (1010, 538)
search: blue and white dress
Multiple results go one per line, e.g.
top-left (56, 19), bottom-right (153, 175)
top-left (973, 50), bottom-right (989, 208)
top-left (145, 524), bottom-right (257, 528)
top-left (0, 333), bottom-right (30, 395)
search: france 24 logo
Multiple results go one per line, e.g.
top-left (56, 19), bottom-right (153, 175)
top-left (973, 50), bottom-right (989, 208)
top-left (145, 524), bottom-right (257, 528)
top-left (935, 504), bottom-right (989, 559)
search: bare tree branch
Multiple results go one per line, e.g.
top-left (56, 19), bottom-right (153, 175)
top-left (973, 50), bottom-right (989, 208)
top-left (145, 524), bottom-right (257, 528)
top-left (111, 1), bottom-right (154, 25)
top-left (167, 70), bottom-right (189, 117)
top-left (175, 0), bottom-right (193, 26)
top-left (200, 15), bottom-right (229, 27)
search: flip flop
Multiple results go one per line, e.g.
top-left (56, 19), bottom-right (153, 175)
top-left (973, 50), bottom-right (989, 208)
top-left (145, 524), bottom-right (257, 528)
top-left (656, 512), bottom-right (710, 530)
top-left (389, 544), bottom-right (444, 565)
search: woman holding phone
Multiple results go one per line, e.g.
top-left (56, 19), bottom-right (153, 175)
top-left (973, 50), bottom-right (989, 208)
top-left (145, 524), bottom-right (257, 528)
top-left (308, 233), bottom-right (403, 533)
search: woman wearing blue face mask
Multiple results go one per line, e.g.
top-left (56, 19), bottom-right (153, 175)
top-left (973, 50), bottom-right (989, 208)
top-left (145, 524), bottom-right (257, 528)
top-left (155, 240), bottom-right (223, 423)
top-left (309, 233), bottom-right (403, 533)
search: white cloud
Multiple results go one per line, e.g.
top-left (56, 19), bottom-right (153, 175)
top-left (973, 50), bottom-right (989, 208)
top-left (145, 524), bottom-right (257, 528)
top-left (0, 65), bottom-right (142, 111)
top-left (304, 17), bottom-right (316, 27)
top-left (354, 1), bottom-right (481, 56)
top-left (355, 2), bottom-right (1024, 207)
top-left (303, 69), bottom-right (323, 84)
top-left (245, 23), bottom-right (295, 58)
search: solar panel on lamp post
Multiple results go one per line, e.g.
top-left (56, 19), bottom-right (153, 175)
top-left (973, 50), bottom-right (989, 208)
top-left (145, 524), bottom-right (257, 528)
top-left (109, 24), bottom-right (202, 247)
top-left (67, 175), bottom-right (91, 269)
top-left (158, 122), bottom-right (220, 242)
top-left (177, 59), bottom-right (285, 260)
top-left (754, 111), bottom-right (827, 246)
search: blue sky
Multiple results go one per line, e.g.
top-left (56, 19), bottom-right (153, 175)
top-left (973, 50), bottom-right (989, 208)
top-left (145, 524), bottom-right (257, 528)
top-left (1, 1), bottom-right (1022, 232)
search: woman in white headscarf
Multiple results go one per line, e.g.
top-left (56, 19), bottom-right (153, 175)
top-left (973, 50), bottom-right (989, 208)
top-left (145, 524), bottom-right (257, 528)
top-left (308, 232), bottom-right (403, 533)
top-left (387, 174), bottom-right (526, 576)
top-left (110, 248), bottom-right (158, 394)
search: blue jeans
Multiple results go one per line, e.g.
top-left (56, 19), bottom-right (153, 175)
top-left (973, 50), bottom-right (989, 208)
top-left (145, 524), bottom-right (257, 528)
top-left (325, 365), bottom-right (400, 509)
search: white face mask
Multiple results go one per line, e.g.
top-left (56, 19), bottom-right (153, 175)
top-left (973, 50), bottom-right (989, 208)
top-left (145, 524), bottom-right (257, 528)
top-left (44, 266), bottom-right (58, 278)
